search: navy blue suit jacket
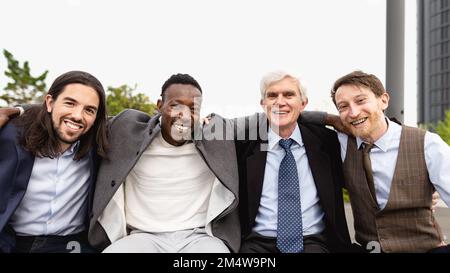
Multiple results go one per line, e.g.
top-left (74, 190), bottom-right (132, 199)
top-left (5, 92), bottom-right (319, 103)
top-left (0, 122), bottom-right (98, 252)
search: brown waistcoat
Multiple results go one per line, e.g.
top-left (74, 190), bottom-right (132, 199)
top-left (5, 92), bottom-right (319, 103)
top-left (343, 126), bottom-right (443, 252)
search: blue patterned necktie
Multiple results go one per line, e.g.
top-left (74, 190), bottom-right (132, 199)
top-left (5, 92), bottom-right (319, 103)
top-left (277, 138), bottom-right (304, 253)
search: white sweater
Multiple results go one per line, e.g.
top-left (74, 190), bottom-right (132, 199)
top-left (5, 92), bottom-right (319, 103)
top-left (124, 132), bottom-right (215, 232)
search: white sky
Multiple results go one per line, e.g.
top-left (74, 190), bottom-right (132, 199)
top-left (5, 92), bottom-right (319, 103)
top-left (0, 0), bottom-right (418, 125)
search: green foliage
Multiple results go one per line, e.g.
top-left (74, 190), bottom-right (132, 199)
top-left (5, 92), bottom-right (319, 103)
top-left (1, 50), bottom-right (157, 115)
top-left (106, 84), bottom-right (157, 116)
top-left (435, 110), bottom-right (450, 145)
top-left (1, 49), bottom-right (48, 105)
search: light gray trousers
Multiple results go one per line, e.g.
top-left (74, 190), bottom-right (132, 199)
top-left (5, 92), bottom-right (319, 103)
top-left (102, 227), bottom-right (229, 253)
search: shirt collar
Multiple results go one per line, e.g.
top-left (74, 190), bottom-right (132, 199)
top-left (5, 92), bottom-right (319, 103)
top-left (268, 123), bottom-right (304, 150)
top-left (356, 116), bottom-right (401, 152)
top-left (64, 140), bottom-right (80, 156)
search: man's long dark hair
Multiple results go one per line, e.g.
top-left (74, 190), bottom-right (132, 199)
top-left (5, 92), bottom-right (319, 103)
top-left (14, 71), bottom-right (109, 160)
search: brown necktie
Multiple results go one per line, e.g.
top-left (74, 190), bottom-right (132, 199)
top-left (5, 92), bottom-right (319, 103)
top-left (362, 143), bottom-right (377, 203)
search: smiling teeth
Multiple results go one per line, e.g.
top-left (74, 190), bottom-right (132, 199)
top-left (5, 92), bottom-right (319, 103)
top-left (174, 124), bottom-right (188, 131)
top-left (273, 111), bottom-right (288, 114)
top-left (351, 118), bottom-right (367, 125)
top-left (65, 120), bottom-right (82, 129)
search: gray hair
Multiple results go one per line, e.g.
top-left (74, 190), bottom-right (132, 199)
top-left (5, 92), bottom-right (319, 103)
top-left (260, 70), bottom-right (308, 102)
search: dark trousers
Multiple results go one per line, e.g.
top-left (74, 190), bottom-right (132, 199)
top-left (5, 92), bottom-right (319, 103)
top-left (13, 231), bottom-right (96, 253)
top-left (240, 231), bottom-right (330, 253)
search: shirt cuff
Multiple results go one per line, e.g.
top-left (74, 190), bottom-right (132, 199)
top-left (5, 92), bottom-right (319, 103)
top-left (15, 106), bottom-right (25, 116)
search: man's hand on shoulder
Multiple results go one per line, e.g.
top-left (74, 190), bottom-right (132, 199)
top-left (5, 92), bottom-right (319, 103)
top-left (202, 115), bottom-right (213, 125)
top-left (325, 113), bottom-right (352, 135)
top-left (0, 107), bottom-right (21, 128)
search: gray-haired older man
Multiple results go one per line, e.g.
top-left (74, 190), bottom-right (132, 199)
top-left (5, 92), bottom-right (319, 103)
top-left (235, 71), bottom-right (352, 253)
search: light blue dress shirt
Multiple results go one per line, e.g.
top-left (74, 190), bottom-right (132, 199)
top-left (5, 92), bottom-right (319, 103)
top-left (10, 142), bottom-right (91, 236)
top-left (337, 117), bottom-right (450, 209)
top-left (253, 124), bottom-right (325, 237)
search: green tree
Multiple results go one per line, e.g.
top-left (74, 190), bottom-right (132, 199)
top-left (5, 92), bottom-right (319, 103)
top-left (435, 110), bottom-right (450, 145)
top-left (106, 84), bottom-right (157, 116)
top-left (1, 49), bottom-right (48, 105)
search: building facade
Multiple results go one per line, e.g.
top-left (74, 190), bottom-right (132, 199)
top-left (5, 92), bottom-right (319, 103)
top-left (419, 0), bottom-right (450, 124)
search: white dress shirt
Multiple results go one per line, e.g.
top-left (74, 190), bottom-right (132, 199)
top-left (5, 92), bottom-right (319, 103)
top-left (253, 124), bottom-right (325, 237)
top-left (338, 118), bottom-right (450, 209)
top-left (10, 142), bottom-right (91, 236)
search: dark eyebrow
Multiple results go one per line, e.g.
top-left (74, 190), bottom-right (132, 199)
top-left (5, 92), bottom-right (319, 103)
top-left (63, 96), bottom-right (98, 111)
top-left (62, 96), bottom-right (77, 103)
top-left (354, 94), bottom-right (368, 99)
top-left (172, 98), bottom-right (197, 106)
top-left (86, 105), bottom-right (98, 112)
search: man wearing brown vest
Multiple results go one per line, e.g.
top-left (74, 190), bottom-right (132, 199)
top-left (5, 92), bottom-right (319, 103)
top-left (329, 70), bottom-right (450, 253)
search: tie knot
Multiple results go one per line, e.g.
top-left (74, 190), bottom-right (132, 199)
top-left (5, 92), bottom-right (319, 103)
top-left (279, 138), bottom-right (294, 151)
top-left (362, 143), bottom-right (374, 153)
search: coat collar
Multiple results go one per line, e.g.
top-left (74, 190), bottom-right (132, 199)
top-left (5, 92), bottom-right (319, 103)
top-left (244, 115), bottom-right (336, 229)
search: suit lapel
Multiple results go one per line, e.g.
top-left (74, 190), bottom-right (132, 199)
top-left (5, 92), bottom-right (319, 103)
top-left (114, 116), bottom-right (160, 193)
top-left (299, 124), bottom-right (335, 223)
top-left (14, 145), bottom-right (35, 197)
top-left (138, 115), bottom-right (161, 155)
top-left (94, 113), bottom-right (161, 221)
top-left (0, 144), bottom-right (34, 230)
top-left (246, 142), bottom-right (268, 226)
top-left (195, 139), bottom-right (236, 192)
top-left (245, 113), bottom-right (270, 225)
top-left (124, 114), bottom-right (161, 175)
top-left (195, 115), bottom-right (239, 195)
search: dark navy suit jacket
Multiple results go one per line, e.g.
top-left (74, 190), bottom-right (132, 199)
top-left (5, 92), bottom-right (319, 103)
top-left (0, 122), bottom-right (98, 252)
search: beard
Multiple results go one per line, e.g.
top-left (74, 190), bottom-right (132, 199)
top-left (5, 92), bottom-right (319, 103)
top-left (51, 114), bottom-right (85, 146)
top-left (346, 112), bottom-right (385, 142)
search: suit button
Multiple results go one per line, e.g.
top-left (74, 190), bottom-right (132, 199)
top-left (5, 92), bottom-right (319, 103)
top-left (136, 151), bottom-right (139, 155)
top-left (148, 129), bottom-right (153, 135)
top-left (111, 180), bottom-right (116, 187)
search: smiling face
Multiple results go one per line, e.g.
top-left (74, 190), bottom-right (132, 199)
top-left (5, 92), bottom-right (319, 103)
top-left (335, 84), bottom-right (389, 143)
top-left (157, 84), bottom-right (202, 146)
top-left (45, 83), bottom-right (100, 152)
top-left (260, 76), bottom-right (307, 138)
